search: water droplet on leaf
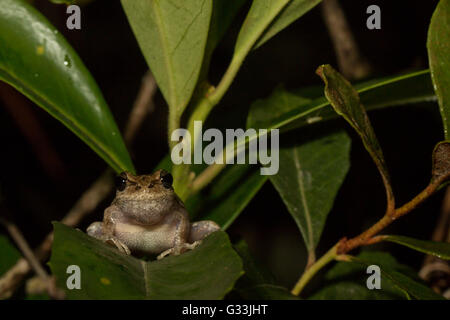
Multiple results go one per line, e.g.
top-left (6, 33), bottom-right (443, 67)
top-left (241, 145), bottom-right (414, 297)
top-left (63, 55), bottom-right (72, 68)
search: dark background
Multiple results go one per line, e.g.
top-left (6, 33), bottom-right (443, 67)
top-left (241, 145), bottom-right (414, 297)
top-left (0, 0), bottom-right (443, 293)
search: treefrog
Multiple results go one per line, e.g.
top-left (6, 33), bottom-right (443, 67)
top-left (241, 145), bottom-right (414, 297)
top-left (87, 170), bottom-right (220, 259)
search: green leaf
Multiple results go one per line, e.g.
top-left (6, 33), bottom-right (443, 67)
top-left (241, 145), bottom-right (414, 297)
top-left (309, 251), bottom-right (417, 300)
top-left (428, 0), bottom-right (450, 139)
top-left (233, 240), bottom-right (300, 299)
top-left (316, 64), bottom-right (394, 208)
top-left (0, 234), bottom-right (21, 277)
top-left (247, 85), bottom-right (313, 130)
top-left (255, 0), bottom-right (321, 48)
top-left (346, 253), bottom-right (445, 300)
top-left (270, 130), bottom-right (350, 253)
top-left (234, 0), bottom-right (290, 56)
top-left (187, 164), bottom-right (268, 230)
top-left (49, 222), bottom-right (243, 299)
top-left (247, 70), bottom-right (434, 132)
top-left (310, 281), bottom-right (401, 300)
top-left (198, 0), bottom-right (247, 81)
top-left (121, 0), bottom-right (212, 118)
top-left (382, 235), bottom-right (450, 260)
top-left (0, 0), bottom-right (134, 173)
top-left (235, 0), bottom-right (320, 56)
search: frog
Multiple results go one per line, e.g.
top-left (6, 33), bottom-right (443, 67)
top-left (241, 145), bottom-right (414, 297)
top-left (86, 169), bottom-right (220, 260)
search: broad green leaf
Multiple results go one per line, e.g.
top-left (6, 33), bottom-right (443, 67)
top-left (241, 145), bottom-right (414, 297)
top-left (187, 164), bottom-right (268, 230)
top-left (247, 70), bottom-right (435, 131)
top-left (0, 234), bottom-right (21, 277)
top-left (428, 0), bottom-right (450, 138)
top-left (49, 222), bottom-right (243, 299)
top-left (316, 64), bottom-right (394, 208)
top-left (0, 0), bottom-right (134, 173)
top-left (255, 0), bottom-right (321, 48)
top-left (233, 240), bottom-right (300, 299)
top-left (121, 0), bottom-right (212, 117)
top-left (348, 254), bottom-right (445, 300)
top-left (310, 282), bottom-right (402, 300)
top-left (382, 235), bottom-right (450, 260)
top-left (270, 130), bottom-right (350, 253)
top-left (309, 251), bottom-right (417, 300)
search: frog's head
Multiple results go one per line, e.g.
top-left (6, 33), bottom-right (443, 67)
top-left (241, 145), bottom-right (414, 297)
top-left (113, 170), bottom-right (175, 204)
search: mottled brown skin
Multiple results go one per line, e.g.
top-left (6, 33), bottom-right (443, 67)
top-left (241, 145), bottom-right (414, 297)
top-left (87, 170), bottom-right (220, 259)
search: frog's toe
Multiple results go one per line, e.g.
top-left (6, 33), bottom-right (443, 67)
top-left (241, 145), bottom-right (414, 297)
top-left (157, 248), bottom-right (173, 260)
top-left (104, 237), bottom-right (131, 255)
top-left (157, 241), bottom-right (202, 260)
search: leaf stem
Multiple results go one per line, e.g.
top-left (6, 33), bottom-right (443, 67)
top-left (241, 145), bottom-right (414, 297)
top-left (186, 53), bottom-right (245, 144)
top-left (291, 243), bottom-right (339, 296)
top-left (175, 53), bottom-right (247, 195)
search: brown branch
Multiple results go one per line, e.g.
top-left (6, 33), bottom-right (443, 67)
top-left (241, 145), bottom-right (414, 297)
top-left (0, 217), bottom-right (65, 299)
top-left (321, 0), bottom-right (371, 80)
top-left (0, 217), bottom-right (48, 279)
top-left (124, 71), bottom-right (157, 145)
top-left (0, 71), bottom-right (157, 299)
top-left (338, 179), bottom-right (442, 254)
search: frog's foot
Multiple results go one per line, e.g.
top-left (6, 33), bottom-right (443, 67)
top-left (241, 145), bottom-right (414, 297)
top-left (106, 237), bottom-right (131, 255)
top-left (157, 241), bottom-right (202, 260)
top-left (87, 222), bottom-right (131, 255)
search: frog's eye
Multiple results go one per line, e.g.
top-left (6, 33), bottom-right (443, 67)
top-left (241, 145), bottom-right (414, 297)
top-left (160, 170), bottom-right (173, 189)
top-left (115, 172), bottom-right (127, 191)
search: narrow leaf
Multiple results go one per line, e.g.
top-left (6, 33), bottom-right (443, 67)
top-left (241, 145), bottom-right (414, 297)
top-left (383, 235), bottom-right (450, 260)
top-left (199, 0), bottom-right (247, 81)
top-left (0, 0), bottom-right (134, 173)
top-left (255, 0), bottom-right (321, 48)
top-left (234, 0), bottom-right (290, 56)
top-left (316, 64), bottom-right (394, 209)
top-left (235, 0), bottom-right (321, 55)
top-left (247, 70), bottom-right (435, 131)
top-left (50, 222), bottom-right (243, 299)
top-left (121, 0), bottom-right (212, 116)
top-left (270, 130), bottom-right (351, 252)
top-left (428, 0), bottom-right (450, 138)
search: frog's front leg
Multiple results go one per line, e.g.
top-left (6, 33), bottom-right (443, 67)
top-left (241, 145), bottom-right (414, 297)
top-left (156, 209), bottom-right (191, 260)
top-left (87, 206), bottom-right (131, 255)
top-left (157, 220), bottom-right (220, 259)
